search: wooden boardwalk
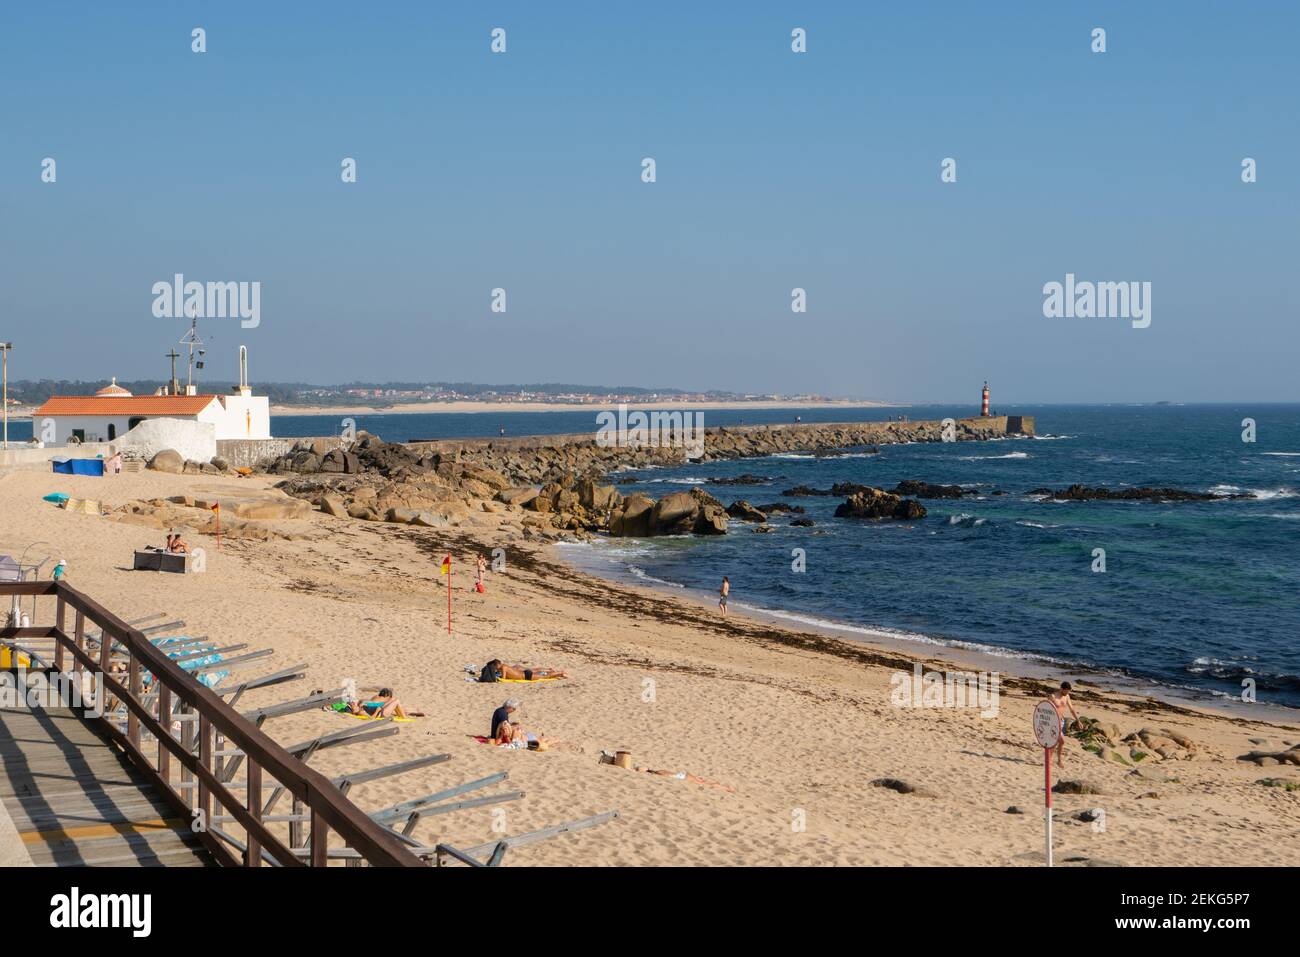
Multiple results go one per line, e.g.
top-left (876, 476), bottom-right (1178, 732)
top-left (0, 703), bottom-right (214, 867)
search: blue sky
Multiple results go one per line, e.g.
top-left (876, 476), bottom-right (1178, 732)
top-left (1, 2), bottom-right (1296, 402)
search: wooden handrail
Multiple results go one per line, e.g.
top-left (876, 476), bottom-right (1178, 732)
top-left (1, 581), bottom-right (424, 867)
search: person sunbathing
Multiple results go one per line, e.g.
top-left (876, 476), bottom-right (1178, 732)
top-left (480, 658), bottom-right (568, 682)
top-left (634, 766), bottom-right (736, 793)
top-left (166, 533), bottom-right (189, 554)
top-left (345, 687), bottom-right (423, 719)
top-left (495, 720), bottom-right (549, 750)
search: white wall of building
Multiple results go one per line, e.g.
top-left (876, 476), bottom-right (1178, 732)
top-left (42, 413), bottom-right (175, 446)
top-left (117, 418), bottom-right (217, 463)
top-left (202, 395), bottom-right (271, 440)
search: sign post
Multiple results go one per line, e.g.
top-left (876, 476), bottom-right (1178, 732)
top-left (1032, 698), bottom-right (1062, 867)
top-left (440, 554), bottom-right (452, 634)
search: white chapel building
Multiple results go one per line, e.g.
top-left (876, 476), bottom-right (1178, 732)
top-left (33, 347), bottom-right (271, 446)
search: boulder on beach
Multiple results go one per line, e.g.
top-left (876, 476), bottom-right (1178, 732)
top-left (148, 449), bottom-right (184, 474)
top-left (497, 486), bottom-right (540, 507)
top-left (320, 495), bottom-right (348, 518)
top-left (319, 448), bottom-right (360, 474)
top-left (1052, 780), bottom-right (1106, 795)
top-left (652, 490), bottom-right (698, 530)
top-left (609, 493), bottom-right (655, 537)
top-left (577, 478), bottom-right (620, 512)
top-left (1237, 743), bottom-right (1300, 767)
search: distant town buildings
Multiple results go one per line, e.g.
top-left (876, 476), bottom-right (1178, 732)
top-left (290, 385), bottom-right (833, 407)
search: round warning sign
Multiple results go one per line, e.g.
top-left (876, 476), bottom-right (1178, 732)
top-left (1033, 699), bottom-right (1061, 749)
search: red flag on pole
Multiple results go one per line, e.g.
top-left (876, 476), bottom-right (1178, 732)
top-left (440, 554), bottom-right (452, 634)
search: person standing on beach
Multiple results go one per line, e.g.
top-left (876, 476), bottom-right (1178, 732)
top-left (1048, 682), bottom-right (1081, 770)
top-left (52, 559), bottom-right (68, 582)
top-left (718, 576), bottom-right (730, 615)
top-left (475, 554), bottom-right (487, 593)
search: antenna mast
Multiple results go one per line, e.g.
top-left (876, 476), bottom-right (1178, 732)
top-left (178, 312), bottom-right (206, 394)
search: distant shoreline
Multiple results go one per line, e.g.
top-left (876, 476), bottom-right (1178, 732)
top-left (3, 398), bottom-right (895, 422)
top-left (269, 398), bottom-right (897, 417)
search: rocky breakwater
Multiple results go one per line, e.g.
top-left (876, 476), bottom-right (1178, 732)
top-left (381, 415), bottom-right (1030, 486)
top-left (259, 417), bottom-right (1027, 539)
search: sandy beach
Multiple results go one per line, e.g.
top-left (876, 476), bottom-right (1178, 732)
top-left (4, 464), bottom-right (1297, 867)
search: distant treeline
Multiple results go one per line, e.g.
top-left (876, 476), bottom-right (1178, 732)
top-left (4, 379), bottom-right (696, 406)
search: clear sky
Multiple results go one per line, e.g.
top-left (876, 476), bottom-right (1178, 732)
top-left (2, 2), bottom-right (1296, 402)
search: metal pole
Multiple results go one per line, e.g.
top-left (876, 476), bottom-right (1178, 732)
top-left (1044, 747), bottom-right (1053, 867)
top-left (2, 344), bottom-right (9, 450)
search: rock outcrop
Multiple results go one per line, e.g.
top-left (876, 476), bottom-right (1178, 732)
top-left (892, 480), bottom-right (978, 499)
top-left (609, 487), bottom-right (727, 536)
top-left (834, 488), bottom-right (927, 520)
top-left (706, 473), bottom-right (774, 486)
top-left (1028, 484), bottom-right (1253, 502)
top-left (726, 500), bottom-right (768, 523)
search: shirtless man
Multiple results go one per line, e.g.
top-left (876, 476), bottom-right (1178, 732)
top-left (718, 576), bottom-right (730, 615)
top-left (1048, 682), bottom-right (1081, 769)
top-left (481, 659), bottom-right (568, 681)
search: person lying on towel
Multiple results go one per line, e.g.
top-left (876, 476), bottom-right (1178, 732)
top-left (479, 659), bottom-right (568, 682)
top-left (344, 688), bottom-right (423, 719)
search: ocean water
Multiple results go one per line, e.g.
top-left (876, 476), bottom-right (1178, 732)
top-left (547, 404), bottom-right (1299, 710)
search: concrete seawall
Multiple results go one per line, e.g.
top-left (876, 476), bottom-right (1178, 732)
top-left (236, 414), bottom-right (1036, 469)
top-left (216, 436), bottom-right (344, 470)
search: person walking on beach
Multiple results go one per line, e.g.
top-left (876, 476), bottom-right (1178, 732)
top-left (718, 576), bottom-right (730, 615)
top-left (475, 554), bottom-right (487, 593)
top-left (1048, 682), bottom-right (1081, 770)
top-left (52, 559), bottom-right (68, 582)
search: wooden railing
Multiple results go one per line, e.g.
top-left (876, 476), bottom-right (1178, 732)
top-left (0, 581), bottom-right (424, 867)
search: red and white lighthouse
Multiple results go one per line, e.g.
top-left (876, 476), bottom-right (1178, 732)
top-left (981, 381), bottom-right (990, 417)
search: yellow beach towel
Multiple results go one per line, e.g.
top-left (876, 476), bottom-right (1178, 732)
top-left (1, 646), bottom-right (33, 668)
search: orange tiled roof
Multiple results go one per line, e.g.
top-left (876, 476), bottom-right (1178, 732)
top-left (32, 395), bottom-right (221, 417)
